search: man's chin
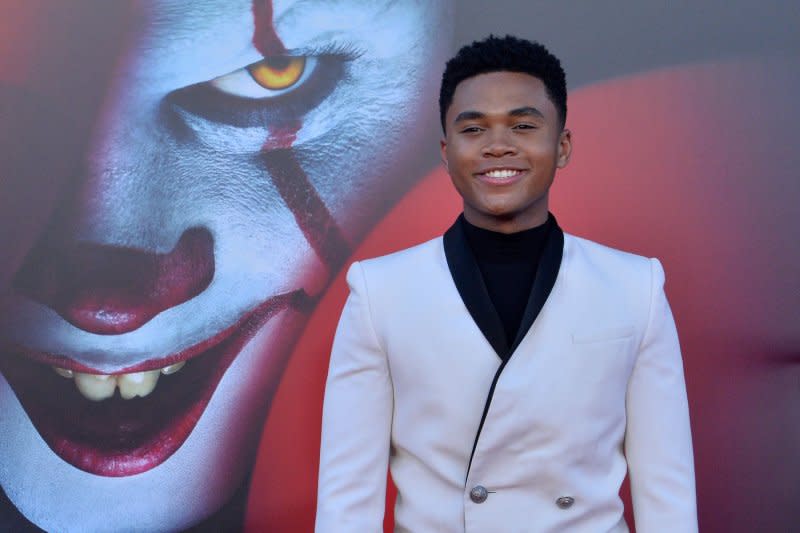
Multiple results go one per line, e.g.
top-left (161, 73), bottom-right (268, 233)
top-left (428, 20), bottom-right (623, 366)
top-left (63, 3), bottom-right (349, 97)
top-left (0, 306), bottom-right (308, 532)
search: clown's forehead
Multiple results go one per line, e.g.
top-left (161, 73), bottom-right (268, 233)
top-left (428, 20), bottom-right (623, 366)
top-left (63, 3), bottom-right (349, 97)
top-left (120, 0), bottom-right (428, 90)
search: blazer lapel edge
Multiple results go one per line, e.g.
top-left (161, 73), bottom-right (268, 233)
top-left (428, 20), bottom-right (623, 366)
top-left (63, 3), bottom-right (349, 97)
top-left (443, 215), bottom-right (509, 357)
top-left (509, 214), bottom-right (565, 354)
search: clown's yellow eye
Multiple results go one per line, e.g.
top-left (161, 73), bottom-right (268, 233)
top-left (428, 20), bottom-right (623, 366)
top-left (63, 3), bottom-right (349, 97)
top-left (208, 56), bottom-right (317, 99)
top-left (247, 56), bottom-right (306, 90)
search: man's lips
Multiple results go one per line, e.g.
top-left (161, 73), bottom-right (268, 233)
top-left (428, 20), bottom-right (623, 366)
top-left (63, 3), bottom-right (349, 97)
top-left (0, 290), bottom-right (312, 477)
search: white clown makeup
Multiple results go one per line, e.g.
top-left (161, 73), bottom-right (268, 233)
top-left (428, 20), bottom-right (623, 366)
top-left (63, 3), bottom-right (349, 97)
top-left (0, 0), bottom-right (453, 530)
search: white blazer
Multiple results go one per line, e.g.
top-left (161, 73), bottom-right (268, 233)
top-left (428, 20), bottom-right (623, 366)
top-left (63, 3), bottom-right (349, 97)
top-left (316, 217), bottom-right (696, 533)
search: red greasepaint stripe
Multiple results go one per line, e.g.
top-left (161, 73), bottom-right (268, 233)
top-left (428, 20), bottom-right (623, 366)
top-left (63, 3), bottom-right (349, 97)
top-left (251, 3), bottom-right (351, 270)
top-left (261, 145), bottom-right (352, 273)
top-left (252, 0), bottom-right (287, 56)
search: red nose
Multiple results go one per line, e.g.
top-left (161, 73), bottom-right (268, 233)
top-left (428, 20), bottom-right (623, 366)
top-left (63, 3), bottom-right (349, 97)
top-left (14, 228), bottom-right (214, 335)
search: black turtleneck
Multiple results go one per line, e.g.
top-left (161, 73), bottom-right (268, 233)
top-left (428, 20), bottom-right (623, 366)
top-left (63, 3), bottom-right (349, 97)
top-left (462, 216), bottom-right (549, 347)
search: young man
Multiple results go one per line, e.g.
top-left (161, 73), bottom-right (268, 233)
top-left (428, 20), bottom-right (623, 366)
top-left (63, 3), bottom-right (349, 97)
top-left (316, 35), bottom-right (697, 532)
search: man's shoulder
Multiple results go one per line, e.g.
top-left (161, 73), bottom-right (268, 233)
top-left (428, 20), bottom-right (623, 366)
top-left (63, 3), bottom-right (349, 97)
top-left (564, 232), bottom-right (657, 285)
top-left (566, 232), bottom-right (652, 265)
top-left (562, 233), bottom-right (663, 324)
top-left (357, 235), bottom-right (444, 274)
top-left (343, 235), bottom-right (446, 309)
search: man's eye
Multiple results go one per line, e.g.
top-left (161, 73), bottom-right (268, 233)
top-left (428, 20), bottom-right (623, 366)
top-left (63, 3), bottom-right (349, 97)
top-left (210, 56), bottom-right (316, 98)
top-left (513, 123), bottom-right (536, 130)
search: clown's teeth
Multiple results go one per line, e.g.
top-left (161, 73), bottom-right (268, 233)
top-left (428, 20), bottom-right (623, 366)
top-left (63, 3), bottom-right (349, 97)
top-left (160, 361), bottom-right (186, 375)
top-left (53, 367), bottom-right (74, 378)
top-left (118, 370), bottom-right (160, 400)
top-left (54, 361), bottom-right (188, 401)
top-left (484, 169), bottom-right (520, 179)
top-left (74, 372), bottom-right (117, 401)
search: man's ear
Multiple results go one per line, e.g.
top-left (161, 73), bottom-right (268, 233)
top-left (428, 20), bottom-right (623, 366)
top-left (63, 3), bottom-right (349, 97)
top-left (556, 128), bottom-right (573, 169)
top-left (440, 137), bottom-right (449, 171)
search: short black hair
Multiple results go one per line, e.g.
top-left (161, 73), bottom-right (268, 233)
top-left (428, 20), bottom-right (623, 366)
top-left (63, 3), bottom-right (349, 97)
top-left (439, 35), bottom-right (567, 132)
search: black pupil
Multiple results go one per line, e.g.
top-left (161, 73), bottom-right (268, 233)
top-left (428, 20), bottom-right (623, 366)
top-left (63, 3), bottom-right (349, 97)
top-left (264, 56), bottom-right (293, 71)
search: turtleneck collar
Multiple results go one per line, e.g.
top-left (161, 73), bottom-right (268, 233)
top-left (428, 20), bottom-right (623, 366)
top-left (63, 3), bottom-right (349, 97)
top-left (461, 214), bottom-right (550, 263)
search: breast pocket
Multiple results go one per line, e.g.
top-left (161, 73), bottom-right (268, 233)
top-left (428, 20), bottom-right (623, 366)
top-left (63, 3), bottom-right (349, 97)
top-left (509, 332), bottom-right (637, 454)
top-left (565, 329), bottom-right (638, 404)
top-left (571, 325), bottom-right (635, 344)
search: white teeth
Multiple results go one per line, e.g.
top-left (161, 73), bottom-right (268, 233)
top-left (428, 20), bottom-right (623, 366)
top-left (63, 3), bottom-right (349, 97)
top-left (74, 373), bottom-right (117, 401)
top-left (485, 169), bottom-right (520, 179)
top-left (52, 361), bottom-right (187, 401)
top-left (160, 361), bottom-right (186, 375)
top-left (118, 371), bottom-right (160, 400)
top-left (53, 367), bottom-right (74, 378)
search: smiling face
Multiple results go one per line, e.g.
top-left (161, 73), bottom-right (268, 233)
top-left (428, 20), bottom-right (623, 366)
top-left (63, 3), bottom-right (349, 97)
top-left (441, 71), bottom-right (572, 233)
top-left (0, 0), bottom-right (452, 530)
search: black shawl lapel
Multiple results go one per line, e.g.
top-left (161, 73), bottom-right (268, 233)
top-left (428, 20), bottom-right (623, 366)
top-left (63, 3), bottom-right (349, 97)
top-left (509, 214), bottom-right (564, 353)
top-left (443, 215), bottom-right (509, 357)
top-left (443, 214), bottom-right (564, 360)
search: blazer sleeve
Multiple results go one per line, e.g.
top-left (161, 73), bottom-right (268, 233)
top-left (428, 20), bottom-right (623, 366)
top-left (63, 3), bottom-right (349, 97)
top-left (315, 261), bottom-right (393, 533)
top-left (625, 258), bottom-right (698, 532)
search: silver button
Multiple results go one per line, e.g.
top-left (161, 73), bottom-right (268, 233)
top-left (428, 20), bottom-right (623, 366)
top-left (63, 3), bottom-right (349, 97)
top-left (469, 485), bottom-right (488, 503)
top-left (556, 496), bottom-right (575, 509)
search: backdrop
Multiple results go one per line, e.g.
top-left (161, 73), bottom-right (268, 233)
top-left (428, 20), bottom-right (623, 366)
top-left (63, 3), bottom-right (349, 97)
top-left (1, 2), bottom-right (798, 532)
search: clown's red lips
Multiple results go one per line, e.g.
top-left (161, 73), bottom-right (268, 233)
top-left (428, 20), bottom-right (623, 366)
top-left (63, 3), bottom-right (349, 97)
top-left (0, 290), bottom-right (305, 477)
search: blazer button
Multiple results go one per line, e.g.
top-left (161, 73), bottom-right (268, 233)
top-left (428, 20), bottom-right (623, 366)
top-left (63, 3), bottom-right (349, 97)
top-left (556, 496), bottom-right (575, 509)
top-left (469, 485), bottom-right (488, 503)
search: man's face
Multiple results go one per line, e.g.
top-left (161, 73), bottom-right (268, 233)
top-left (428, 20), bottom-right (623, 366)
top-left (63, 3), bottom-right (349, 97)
top-left (441, 71), bottom-right (571, 232)
top-left (0, 0), bottom-right (451, 530)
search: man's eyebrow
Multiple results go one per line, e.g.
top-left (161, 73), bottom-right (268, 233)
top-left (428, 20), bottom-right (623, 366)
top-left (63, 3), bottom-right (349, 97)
top-left (509, 106), bottom-right (545, 119)
top-left (453, 110), bottom-right (485, 123)
top-left (453, 107), bottom-right (545, 124)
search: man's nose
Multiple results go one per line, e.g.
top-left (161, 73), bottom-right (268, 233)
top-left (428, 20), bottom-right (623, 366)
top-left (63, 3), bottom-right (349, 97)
top-left (13, 227), bottom-right (215, 335)
top-left (481, 130), bottom-right (517, 157)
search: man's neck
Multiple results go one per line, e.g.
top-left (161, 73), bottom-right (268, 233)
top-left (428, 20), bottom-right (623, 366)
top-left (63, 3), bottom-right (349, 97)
top-left (462, 209), bottom-right (549, 234)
